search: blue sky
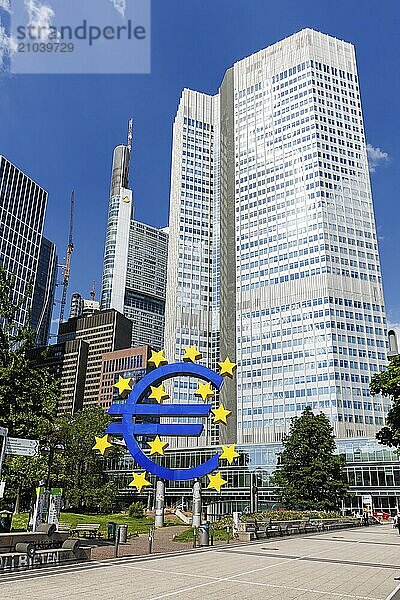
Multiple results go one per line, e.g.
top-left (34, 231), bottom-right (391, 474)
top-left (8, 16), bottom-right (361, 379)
top-left (0, 0), bottom-right (399, 328)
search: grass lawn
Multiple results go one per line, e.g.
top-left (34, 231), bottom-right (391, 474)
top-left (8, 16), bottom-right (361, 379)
top-left (12, 512), bottom-right (155, 536)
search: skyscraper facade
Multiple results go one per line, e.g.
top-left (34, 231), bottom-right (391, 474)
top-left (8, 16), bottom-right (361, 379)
top-left (100, 134), bottom-right (168, 349)
top-left (164, 90), bottom-right (221, 446)
top-left (58, 309), bottom-right (132, 407)
top-left (98, 345), bottom-right (150, 411)
top-left (124, 221), bottom-right (168, 348)
top-left (31, 237), bottom-right (58, 346)
top-left (0, 155), bottom-right (48, 329)
top-left (29, 339), bottom-right (89, 415)
top-left (164, 29), bottom-right (389, 446)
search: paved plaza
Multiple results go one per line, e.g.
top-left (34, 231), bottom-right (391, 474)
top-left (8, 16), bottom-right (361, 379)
top-left (2, 525), bottom-right (400, 599)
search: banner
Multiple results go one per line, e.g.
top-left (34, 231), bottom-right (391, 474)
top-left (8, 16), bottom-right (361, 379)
top-left (48, 488), bottom-right (63, 525)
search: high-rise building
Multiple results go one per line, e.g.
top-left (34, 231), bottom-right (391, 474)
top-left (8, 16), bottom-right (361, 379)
top-left (98, 345), bottom-right (150, 411)
top-left (0, 156), bottom-right (48, 329)
top-left (100, 130), bottom-right (168, 349)
top-left (124, 221), bottom-right (168, 348)
top-left (58, 309), bottom-right (132, 406)
top-left (164, 29), bottom-right (389, 446)
top-left (164, 91), bottom-right (220, 447)
top-left (29, 340), bottom-right (89, 415)
top-left (31, 237), bottom-right (58, 346)
top-left (69, 292), bottom-right (100, 319)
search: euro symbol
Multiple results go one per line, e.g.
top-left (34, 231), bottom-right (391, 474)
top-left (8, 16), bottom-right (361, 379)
top-left (106, 362), bottom-right (224, 481)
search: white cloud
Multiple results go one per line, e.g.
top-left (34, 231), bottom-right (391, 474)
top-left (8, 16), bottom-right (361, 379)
top-left (367, 143), bottom-right (389, 173)
top-left (0, 0), bottom-right (11, 13)
top-left (0, 23), bottom-right (17, 67)
top-left (109, 0), bottom-right (126, 17)
top-left (24, 0), bottom-right (58, 41)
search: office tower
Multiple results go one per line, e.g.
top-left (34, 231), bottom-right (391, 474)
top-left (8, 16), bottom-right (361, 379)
top-left (164, 90), bottom-right (220, 447)
top-left (29, 339), bottom-right (89, 415)
top-left (69, 292), bottom-right (100, 319)
top-left (164, 29), bottom-right (389, 445)
top-left (58, 309), bottom-right (132, 406)
top-left (0, 156), bottom-right (48, 329)
top-left (100, 128), bottom-right (168, 349)
top-left (124, 221), bottom-right (168, 348)
top-left (31, 237), bottom-right (58, 346)
top-left (98, 345), bottom-right (150, 411)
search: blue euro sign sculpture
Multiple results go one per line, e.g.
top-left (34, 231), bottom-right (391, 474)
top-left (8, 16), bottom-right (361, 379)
top-left (106, 362), bottom-right (224, 481)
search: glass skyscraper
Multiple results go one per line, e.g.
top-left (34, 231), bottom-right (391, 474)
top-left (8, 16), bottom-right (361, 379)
top-left (100, 137), bottom-right (169, 349)
top-left (164, 29), bottom-right (389, 446)
top-left (31, 237), bottom-right (58, 346)
top-left (0, 155), bottom-right (48, 330)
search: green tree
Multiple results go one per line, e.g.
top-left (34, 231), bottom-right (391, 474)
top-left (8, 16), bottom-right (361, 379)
top-left (53, 406), bottom-right (120, 513)
top-left (0, 267), bottom-right (58, 439)
top-left (2, 456), bottom-right (47, 513)
top-left (270, 407), bottom-right (348, 510)
top-left (0, 268), bottom-right (119, 513)
top-left (370, 355), bottom-right (400, 447)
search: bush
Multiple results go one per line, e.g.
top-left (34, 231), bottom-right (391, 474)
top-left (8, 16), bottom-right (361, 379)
top-left (128, 501), bottom-right (145, 518)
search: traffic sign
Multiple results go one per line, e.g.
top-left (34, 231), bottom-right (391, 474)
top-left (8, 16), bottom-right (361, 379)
top-left (5, 437), bottom-right (39, 457)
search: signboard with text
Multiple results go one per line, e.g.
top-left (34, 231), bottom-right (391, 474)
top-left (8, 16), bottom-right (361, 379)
top-left (5, 437), bottom-right (39, 457)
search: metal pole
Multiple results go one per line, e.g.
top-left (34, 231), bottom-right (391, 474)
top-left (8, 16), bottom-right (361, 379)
top-left (250, 472), bottom-right (254, 514)
top-left (115, 526), bottom-right (120, 558)
top-left (148, 527), bottom-right (154, 554)
top-left (192, 479), bottom-right (202, 528)
top-left (193, 526), bottom-right (197, 548)
top-left (0, 428), bottom-right (8, 481)
top-left (147, 489), bottom-right (153, 511)
top-left (155, 479), bottom-right (165, 528)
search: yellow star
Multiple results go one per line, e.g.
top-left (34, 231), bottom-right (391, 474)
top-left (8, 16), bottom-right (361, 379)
top-left (220, 444), bottom-right (240, 464)
top-left (148, 436), bottom-right (169, 456)
top-left (148, 349), bottom-right (168, 368)
top-left (218, 357), bottom-right (237, 378)
top-left (207, 472), bottom-right (227, 492)
top-left (113, 376), bottom-right (133, 396)
top-left (128, 472), bottom-right (152, 493)
top-left (194, 382), bottom-right (215, 402)
top-left (149, 384), bottom-right (169, 403)
top-left (92, 435), bottom-right (113, 456)
top-left (212, 404), bottom-right (232, 425)
top-left (183, 345), bottom-right (202, 362)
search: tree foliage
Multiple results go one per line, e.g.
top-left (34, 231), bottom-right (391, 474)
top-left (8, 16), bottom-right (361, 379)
top-left (370, 355), bottom-right (400, 447)
top-left (52, 406), bottom-right (120, 513)
top-left (270, 407), bottom-right (348, 510)
top-left (0, 268), bottom-right (120, 513)
top-left (3, 407), bottom-right (120, 513)
top-left (0, 267), bottom-right (58, 439)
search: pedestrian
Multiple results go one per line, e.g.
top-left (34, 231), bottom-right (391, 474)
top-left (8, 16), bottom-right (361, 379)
top-left (394, 513), bottom-right (400, 535)
top-left (363, 509), bottom-right (369, 526)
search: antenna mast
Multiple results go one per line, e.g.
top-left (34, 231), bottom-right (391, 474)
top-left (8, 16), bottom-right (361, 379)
top-left (59, 191), bottom-right (75, 323)
top-left (127, 117), bottom-right (133, 152)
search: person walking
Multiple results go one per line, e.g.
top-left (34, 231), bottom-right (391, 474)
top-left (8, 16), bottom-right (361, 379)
top-left (363, 509), bottom-right (370, 526)
top-left (394, 513), bottom-right (400, 535)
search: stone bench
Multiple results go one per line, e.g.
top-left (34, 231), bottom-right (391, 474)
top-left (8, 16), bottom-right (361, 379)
top-left (318, 518), bottom-right (360, 531)
top-left (237, 517), bottom-right (358, 541)
top-left (0, 540), bottom-right (91, 573)
top-left (0, 524), bottom-right (68, 553)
